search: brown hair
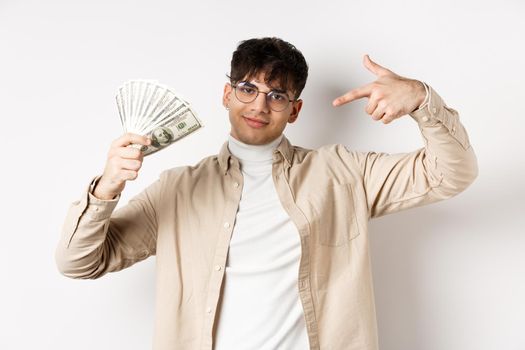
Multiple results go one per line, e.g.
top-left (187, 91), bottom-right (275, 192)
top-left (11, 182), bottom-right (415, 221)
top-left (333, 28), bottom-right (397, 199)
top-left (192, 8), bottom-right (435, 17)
top-left (227, 37), bottom-right (309, 99)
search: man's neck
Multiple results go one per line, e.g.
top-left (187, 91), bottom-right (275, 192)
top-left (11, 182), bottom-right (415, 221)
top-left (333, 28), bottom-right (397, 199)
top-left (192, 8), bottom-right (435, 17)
top-left (227, 134), bottom-right (283, 163)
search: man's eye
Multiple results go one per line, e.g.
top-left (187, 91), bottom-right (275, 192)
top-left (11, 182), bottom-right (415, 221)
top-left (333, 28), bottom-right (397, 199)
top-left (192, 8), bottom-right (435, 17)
top-left (271, 93), bottom-right (286, 101)
top-left (240, 87), bottom-right (256, 94)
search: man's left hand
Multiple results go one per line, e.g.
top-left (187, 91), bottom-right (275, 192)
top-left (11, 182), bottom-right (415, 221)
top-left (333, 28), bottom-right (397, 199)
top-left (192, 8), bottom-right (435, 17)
top-left (332, 55), bottom-right (427, 124)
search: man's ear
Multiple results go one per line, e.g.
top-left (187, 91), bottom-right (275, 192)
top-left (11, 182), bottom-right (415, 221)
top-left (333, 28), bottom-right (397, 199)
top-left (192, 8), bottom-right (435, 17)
top-left (288, 99), bottom-right (303, 124)
top-left (223, 83), bottom-right (233, 109)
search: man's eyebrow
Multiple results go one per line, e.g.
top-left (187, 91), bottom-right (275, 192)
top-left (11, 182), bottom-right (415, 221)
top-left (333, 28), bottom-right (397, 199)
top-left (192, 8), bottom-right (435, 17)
top-left (270, 87), bottom-right (286, 93)
top-left (244, 80), bottom-right (287, 94)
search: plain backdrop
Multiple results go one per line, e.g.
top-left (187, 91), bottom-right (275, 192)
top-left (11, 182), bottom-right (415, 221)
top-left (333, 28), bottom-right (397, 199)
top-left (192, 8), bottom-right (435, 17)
top-left (1, 0), bottom-right (524, 349)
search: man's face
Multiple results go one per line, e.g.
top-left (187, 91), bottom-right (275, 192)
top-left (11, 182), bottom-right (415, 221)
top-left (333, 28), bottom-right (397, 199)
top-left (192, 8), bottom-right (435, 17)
top-left (222, 71), bottom-right (303, 145)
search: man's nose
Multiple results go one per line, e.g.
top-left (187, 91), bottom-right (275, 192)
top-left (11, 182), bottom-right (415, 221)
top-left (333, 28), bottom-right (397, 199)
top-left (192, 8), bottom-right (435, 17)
top-left (249, 92), bottom-right (270, 113)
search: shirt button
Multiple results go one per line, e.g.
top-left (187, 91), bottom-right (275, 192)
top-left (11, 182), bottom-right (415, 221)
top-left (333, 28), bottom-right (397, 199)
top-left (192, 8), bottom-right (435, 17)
top-left (224, 222), bottom-right (230, 229)
top-left (432, 107), bottom-right (437, 113)
top-left (421, 116), bottom-right (429, 122)
top-left (206, 307), bottom-right (212, 314)
top-left (94, 207), bottom-right (99, 211)
top-left (215, 265), bottom-right (222, 271)
top-left (299, 279), bottom-right (307, 289)
top-left (233, 182), bottom-right (239, 188)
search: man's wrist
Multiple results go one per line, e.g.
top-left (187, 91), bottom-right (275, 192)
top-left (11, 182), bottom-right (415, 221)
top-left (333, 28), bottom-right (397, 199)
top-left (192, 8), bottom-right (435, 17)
top-left (92, 178), bottom-right (120, 200)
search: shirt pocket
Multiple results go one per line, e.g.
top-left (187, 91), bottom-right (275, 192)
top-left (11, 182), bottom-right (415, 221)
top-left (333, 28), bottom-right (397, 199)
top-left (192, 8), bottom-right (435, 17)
top-left (305, 183), bottom-right (360, 246)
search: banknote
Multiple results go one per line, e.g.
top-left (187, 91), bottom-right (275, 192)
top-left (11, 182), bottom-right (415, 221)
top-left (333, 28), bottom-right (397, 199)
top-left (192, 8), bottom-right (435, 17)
top-left (116, 80), bottom-right (204, 156)
top-left (139, 106), bottom-right (203, 156)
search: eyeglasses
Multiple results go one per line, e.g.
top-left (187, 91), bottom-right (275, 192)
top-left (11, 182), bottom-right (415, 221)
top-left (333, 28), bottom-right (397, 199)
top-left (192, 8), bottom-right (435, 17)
top-left (232, 81), bottom-right (295, 112)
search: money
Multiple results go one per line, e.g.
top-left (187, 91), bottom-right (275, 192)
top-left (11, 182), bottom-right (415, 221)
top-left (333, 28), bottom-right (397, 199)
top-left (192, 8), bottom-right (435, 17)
top-left (115, 80), bottom-right (204, 156)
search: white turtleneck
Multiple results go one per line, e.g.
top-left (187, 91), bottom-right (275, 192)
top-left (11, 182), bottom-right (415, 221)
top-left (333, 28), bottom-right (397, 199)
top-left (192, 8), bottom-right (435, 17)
top-left (213, 135), bottom-right (309, 350)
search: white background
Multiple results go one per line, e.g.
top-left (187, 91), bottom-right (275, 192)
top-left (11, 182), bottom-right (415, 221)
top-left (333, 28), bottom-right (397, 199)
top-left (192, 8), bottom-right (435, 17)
top-left (1, 0), bottom-right (524, 349)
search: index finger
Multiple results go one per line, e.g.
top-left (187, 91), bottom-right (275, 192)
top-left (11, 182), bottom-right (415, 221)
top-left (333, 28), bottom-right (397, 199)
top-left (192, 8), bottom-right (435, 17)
top-left (112, 132), bottom-right (151, 148)
top-left (332, 84), bottom-right (373, 107)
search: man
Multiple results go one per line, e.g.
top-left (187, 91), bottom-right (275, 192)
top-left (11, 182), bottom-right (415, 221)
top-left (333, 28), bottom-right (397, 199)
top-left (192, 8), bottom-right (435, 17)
top-left (55, 37), bottom-right (478, 350)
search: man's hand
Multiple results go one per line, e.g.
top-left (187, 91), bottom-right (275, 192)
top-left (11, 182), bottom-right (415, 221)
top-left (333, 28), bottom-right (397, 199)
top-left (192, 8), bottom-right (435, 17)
top-left (332, 55), bottom-right (427, 124)
top-left (93, 133), bottom-right (151, 200)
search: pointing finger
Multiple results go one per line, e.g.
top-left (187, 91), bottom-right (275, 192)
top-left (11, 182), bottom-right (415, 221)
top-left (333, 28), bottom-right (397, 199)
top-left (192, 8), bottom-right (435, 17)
top-left (332, 84), bottom-right (373, 107)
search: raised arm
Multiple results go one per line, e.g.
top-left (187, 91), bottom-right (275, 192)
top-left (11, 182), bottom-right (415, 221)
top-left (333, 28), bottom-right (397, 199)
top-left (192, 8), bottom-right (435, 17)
top-left (55, 133), bottom-right (160, 279)
top-left (334, 55), bottom-right (478, 218)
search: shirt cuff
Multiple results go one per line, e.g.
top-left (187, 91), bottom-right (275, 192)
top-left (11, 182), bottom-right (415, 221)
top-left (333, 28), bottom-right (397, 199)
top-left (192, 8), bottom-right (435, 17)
top-left (409, 84), bottom-right (444, 126)
top-left (85, 176), bottom-right (120, 220)
top-left (414, 81), bottom-right (430, 111)
top-left (409, 85), bottom-right (470, 150)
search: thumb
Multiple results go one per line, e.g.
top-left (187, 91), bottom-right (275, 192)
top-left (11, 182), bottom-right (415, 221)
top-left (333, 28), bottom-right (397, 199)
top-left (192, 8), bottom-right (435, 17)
top-left (363, 54), bottom-right (393, 77)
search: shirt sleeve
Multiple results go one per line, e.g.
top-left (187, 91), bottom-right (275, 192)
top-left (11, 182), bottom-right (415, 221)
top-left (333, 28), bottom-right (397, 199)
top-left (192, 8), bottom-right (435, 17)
top-left (347, 84), bottom-right (478, 218)
top-left (55, 174), bottom-right (163, 279)
top-left (414, 80), bottom-right (430, 111)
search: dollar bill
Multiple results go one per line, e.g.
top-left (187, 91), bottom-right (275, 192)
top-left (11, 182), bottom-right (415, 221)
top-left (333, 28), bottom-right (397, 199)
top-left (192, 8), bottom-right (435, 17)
top-left (117, 79), bottom-right (204, 156)
top-left (131, 105), bottom-right (203, 156)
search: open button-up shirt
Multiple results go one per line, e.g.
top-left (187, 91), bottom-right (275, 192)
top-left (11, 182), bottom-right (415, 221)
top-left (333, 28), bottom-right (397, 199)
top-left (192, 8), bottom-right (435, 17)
top-left (55, 85), bottom-right (478, 350)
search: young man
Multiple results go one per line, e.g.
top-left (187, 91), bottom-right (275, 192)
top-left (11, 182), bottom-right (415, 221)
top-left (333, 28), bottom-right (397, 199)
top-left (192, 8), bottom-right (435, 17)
top-left (55, 37), bottom-right (478, 350)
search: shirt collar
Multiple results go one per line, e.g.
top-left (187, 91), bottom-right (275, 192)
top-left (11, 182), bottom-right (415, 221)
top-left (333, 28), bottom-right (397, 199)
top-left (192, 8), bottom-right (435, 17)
top-left (218, 135), bottom-right (293, 175)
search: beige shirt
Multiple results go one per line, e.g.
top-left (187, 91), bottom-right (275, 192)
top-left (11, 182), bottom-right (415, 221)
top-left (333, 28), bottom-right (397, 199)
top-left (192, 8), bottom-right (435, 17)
top-left (55, 85), bottom-right (478, 350)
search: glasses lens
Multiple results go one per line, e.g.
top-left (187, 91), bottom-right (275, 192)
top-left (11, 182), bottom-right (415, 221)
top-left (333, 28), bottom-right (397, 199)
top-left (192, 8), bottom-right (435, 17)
top-left (267, 91), bottom-right (289, 112)
top-left (234, 83), bottom-right (258, 103)
top-left (234, 82), bottom-right (291, 112)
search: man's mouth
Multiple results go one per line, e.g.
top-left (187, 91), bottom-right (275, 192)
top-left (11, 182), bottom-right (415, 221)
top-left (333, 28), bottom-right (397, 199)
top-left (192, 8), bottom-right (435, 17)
top-left (243, 116), bottom-right (269, 128)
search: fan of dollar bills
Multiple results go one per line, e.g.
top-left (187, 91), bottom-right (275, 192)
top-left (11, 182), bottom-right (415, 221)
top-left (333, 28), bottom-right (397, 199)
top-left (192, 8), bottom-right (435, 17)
top-left (115, 80), bottom-right (203, 156)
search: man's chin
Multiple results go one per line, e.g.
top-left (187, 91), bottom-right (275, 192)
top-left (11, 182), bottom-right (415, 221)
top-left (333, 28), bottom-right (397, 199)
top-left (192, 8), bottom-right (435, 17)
top-left (230, 132), bottom-right (279, 146)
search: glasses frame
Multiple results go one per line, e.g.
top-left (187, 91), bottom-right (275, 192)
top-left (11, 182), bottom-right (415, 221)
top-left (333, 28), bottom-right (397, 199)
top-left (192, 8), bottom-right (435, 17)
top-left (231, 81), bottom-right (295, 112)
